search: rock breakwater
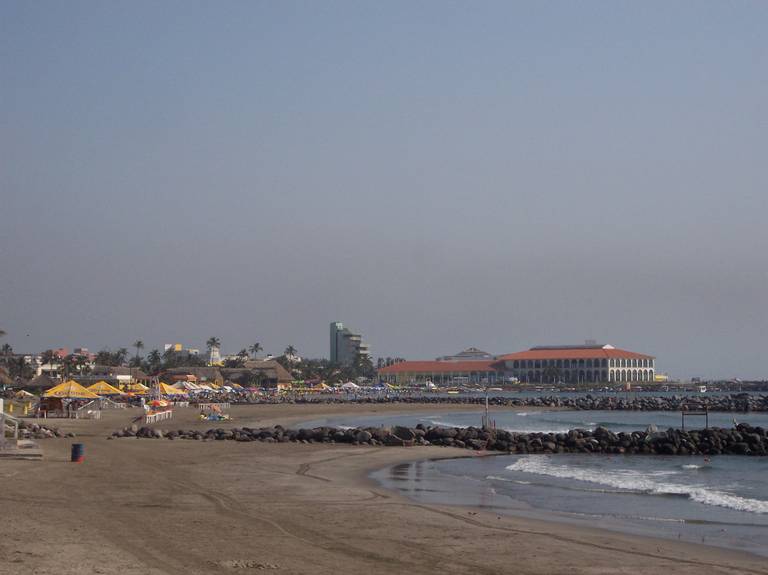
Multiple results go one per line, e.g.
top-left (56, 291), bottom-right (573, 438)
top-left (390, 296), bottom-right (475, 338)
top-left (240, 394), bottom-right (768, 412)
top-left (17, 421), bottom-right (74, 439)
top-left (111, 423), bottom-right (768, 456)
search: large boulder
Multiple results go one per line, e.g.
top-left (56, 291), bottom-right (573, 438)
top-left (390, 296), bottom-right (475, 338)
top-left (355, 430), bottom-right (372, 443)
top-left (392, 426), bottom-right (416, 440)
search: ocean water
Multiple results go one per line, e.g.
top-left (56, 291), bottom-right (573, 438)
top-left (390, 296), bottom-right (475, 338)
top-left (299, 408), bottom-right (767, 434)
top-left (300, 409), bottom-right (768, 556)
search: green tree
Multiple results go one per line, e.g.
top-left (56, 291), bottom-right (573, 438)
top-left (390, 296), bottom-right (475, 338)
top-left (354, 354), bottom-right (375, 379)
top-left (7, 356), bottom-right (34, 380)
top-left (61, 354), bottom-right (91, 378)
top-left (206, 337), bottom-right (221, 351)
top-left (41, 349), bottom-right (59, 365)
top-left (145, 349), bottom-right (162, 374)
top-left (133, 340), bottom-right (144, 361)
top-left (94, 348), bottom-right (128, 366)
top-left (542, 366), bottom-right (561, 384)
top-left (249, 342), bottom-right (263, 358)
top-left (284, 345), bottom-right (297, 358)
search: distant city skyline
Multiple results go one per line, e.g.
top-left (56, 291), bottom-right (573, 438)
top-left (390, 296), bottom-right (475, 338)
top-left (2, 2), bottom-right (767, 380)
top-left (0, 329), bottom-right (731, 382)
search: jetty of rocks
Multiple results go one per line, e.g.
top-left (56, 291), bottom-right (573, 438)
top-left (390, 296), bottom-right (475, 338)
top-left (17, 421), bottom-right (75, 439)
top-left (111, 422), bottom-right (768, 456)
top-left (240, 393), bottom-right (768, 412)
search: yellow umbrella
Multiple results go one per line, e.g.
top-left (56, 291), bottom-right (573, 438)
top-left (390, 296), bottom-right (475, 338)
top-left (159, 382), bottom-right (187, 396)
top-left (125, 382), bottom-right (149, 395)
top-left (86, 380), bottom-right (123, 396)
top-left (43, 380), bottom-right (100, 399)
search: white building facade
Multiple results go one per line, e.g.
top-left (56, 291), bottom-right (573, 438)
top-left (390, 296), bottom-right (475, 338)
top-left (495, 344), bottom-right (655, 384)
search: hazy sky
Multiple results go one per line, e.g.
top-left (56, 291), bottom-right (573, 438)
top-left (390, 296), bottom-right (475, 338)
top-left (1, 1), bottom-right (767, 379)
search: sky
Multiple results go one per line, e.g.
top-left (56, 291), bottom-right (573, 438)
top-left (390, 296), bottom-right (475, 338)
top-left (1, 1), bottom-right (767, 379)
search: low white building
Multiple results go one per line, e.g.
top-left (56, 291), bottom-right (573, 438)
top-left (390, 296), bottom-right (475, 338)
top-left (494, 344), bottom-right (656, 384)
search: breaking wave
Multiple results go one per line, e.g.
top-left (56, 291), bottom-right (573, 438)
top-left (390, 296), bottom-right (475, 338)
top-left (505, 457), bottom-right (768, 514)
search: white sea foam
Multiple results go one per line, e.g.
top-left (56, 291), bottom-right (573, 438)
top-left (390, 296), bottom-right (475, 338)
top-left (487, 475), bottom-right (531, 485)
top-left (427, 419), bottom-right (463, 428)
top-left (682, 464), bottom-right (703, 470)
top-left (505, 458), bottom-right (768, 514)
top-left (501, 426), bottom-right (572, 434)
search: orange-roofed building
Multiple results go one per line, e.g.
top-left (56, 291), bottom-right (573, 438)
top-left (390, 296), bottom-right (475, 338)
top-left (378, 343), bottom-right (656, 386)
top-left (492, 343), bottom-right (655, 384)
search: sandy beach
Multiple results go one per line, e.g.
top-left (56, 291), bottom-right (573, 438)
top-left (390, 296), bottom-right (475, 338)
top-left (2, 403), bottom-right (767, 575)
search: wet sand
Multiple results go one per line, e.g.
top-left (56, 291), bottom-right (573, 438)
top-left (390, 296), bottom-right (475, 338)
top-left (1, 403), bottom-right (766, 575)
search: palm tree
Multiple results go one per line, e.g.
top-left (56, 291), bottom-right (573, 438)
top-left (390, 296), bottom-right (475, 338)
top-left (237, 348), bottom-right (249, 359)
top-left (284, 345), bottom-right (297, 359)
top-left (542, 366), bottom-right (562, 384)
top-left (41, 349), bottom-right (58, 366)
top-left (133, 340), bottom-right (144, 360)
top-left (146, 349), bottom-right (162, 374)
top-left (116, 348), bottom-right (129, 366)
top-left (249, 342), bottom-right (263, 359)
top-left (206, 337), bottom-right (221, 351)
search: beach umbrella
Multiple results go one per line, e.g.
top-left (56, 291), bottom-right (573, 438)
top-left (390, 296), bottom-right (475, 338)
top-left (159, 382), bottom-right (187, 396)
top-left (172, 381), bottom-right (198, 391)
top-left (124, 382), bottom-right (149, 395)
top-left (87, 380), bottom-right (124, 396)
top-left (43, 380), bottom-right (100, 399)
top-left (148, 399), bottom-right (170, 408)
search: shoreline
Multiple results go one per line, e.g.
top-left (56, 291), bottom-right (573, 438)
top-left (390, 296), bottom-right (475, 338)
top-left (3, 403), bottom-right (767, 574)
top-left (366, 452), bottom-right (768, 560)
